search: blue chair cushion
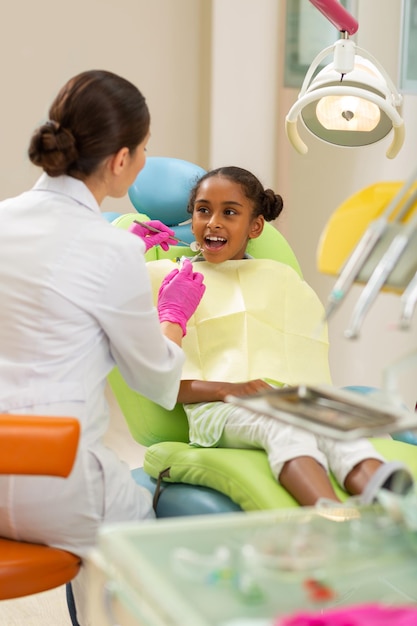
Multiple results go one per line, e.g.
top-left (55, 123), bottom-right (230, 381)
top-left (128, 157), bottom-right (206, 225)
top-left (131, 467), bottom-right (241, 517)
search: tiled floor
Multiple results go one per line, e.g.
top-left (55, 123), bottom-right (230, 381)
top-left (0, 384), bottom-right (146, 625)
top-left (0, 586), bottom-right (73, 626)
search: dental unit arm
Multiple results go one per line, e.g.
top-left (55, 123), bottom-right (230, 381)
top-left (344, 220), bottom-right (416, 339)
top-left (308, 0), bottom-right (358, 34)
top-left (318, 167), bottom-right (417, 415)
top-left (323, 216), bottom-right (388, 322)
top-left (323, 164), bottom-right (417, 325)
top-left (399, 271), bottom-right (417, 330)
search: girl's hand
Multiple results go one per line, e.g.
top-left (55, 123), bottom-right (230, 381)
top-left (178, 378), bottom-right (272, 404)
top-left (218, 379), bottom-right (272, 401)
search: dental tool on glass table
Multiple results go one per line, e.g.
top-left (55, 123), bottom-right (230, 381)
top-left (323, 164), bottom-right (417, 323)
top-left (132, 220), bottom-right (201, 252)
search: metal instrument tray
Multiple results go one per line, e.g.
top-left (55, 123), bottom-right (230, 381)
top-left (225, 384), bottom-right (417, 440)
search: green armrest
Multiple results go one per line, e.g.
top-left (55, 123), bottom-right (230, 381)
top-left (143, 438), bottom-right (417, 512)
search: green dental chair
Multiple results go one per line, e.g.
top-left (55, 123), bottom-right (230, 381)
top-left (108, 157), bottom-right (417, 517)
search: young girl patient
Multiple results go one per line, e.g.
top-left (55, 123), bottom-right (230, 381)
top-left (154, 166), bottom-right (414, 506)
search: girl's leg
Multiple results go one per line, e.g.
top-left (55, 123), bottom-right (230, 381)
top-left (317, 436), bottom-right (385, 494)
top-left (343, 458), bottom-right (414, 503)
top-left (318, 437), bottom-right (413, 502)
top-left (343, 458), bottom-right (384, 495)
top-left (219, 409), bottom-right (338, 505)
top-left (279, 456), bottom-right (341, 506)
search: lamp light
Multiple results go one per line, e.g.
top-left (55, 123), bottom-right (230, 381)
top-left (285, 0), bottom-right (404, 158)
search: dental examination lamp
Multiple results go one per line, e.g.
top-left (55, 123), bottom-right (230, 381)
top-left (285, 0), bottom-right (404, 158)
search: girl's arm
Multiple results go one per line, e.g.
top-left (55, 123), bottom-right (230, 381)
top-left (178, 379), bottom-right (272, 404)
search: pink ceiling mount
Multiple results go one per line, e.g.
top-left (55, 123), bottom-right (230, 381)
top-left (309, 0), bottom-right (358, 35)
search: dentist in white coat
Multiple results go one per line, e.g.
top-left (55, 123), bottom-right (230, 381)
top-left (0, 69), bottom-right (205, 625)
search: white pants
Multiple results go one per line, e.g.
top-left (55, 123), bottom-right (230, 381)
top-left (218, 407), bottom-right (385, 487)
top-left (70, 461), bottom-right (155, 626)
top-left (0, 448), bottom-right (155, 626)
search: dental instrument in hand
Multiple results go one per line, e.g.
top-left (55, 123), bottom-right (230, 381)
top-left (323, 165), bottom-right (417, 323)
top-left (132, 220), bottom-right (201, 252)
top-left (178, 245), bottom-right (205, 265)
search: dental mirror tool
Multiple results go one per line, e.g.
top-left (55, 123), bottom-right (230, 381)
top-left (132, 220), bottom-right (201, 252)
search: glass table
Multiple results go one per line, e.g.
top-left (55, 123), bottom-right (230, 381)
top-left (86, 505), bottom-right (417, 626)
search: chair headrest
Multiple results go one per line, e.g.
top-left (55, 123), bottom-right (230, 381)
top-left (128, 157), bottom-right (206, 226)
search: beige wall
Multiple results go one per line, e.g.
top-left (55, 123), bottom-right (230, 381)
top-left (1, 0), bottom-right (416, 408)
top-left (209, 0), bottom-right (281, 185)
top-left (0, 0), bottom-right (209, 211)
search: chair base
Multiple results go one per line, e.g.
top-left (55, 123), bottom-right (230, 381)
top-left (66, 582), bottom-right (81, 626)
top-left (131, 467), bottom-right (242, 517)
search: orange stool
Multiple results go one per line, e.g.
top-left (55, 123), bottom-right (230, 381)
top-left (0, 414), bottom-right (82, 600)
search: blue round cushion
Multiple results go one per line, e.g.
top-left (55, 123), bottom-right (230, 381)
top-left (128, 157), bottom-right (206, 225)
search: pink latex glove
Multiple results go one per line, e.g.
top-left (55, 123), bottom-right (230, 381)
top-left (157, 258), bottom-right (205, 336)
top-left (128, 220), bottom-right (177, 252)
top-left (278, 603), bottom-right (417, 626)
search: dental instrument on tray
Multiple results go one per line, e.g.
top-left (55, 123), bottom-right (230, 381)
top-left (323, 164), bottom-right (417, 324)
top-left (225, 384), bottom-right (417, 441)
top-left (132, 220), bottom-right (201, 252)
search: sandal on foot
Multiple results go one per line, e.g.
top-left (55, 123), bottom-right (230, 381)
top-left (360, 461), bottom-right (414, 505)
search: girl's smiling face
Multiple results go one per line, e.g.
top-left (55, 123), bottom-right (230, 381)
top-left (191, 176), bottom-right (264, 263)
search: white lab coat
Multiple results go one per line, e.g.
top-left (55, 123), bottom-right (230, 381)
top-left (0, 173), bottom-right (185, 557)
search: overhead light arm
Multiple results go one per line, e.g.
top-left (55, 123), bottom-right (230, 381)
top-left (309, 0), bottom-right (358, 35)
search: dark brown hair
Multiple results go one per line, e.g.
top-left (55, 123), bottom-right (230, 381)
top-left (187, 166), bottom-right (283, 222)
top-left (28, 70), bottom-right (150, 178)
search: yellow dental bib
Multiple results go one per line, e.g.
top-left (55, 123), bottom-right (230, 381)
top-left (147, 258), bottom-right (331, 386)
